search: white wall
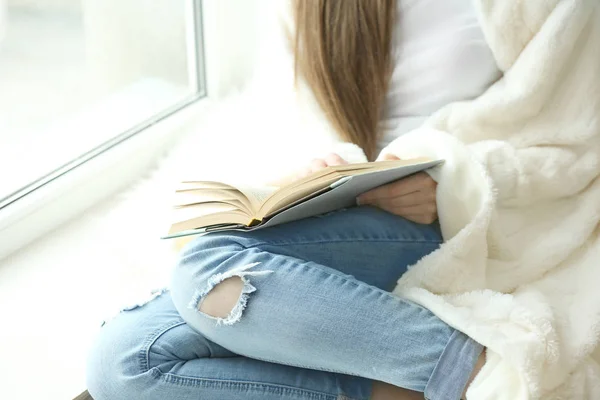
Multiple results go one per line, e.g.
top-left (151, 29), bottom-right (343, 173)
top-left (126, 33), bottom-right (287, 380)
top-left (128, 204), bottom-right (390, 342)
top-left (0, 0), bottom-right (6, 44)
top-left (202, 0), bottom-right (267, 97)
top-left (7, 0), bottom-right (80, 12)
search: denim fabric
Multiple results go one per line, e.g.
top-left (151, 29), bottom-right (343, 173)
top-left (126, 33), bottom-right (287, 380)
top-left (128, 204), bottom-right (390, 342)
top-left (87, 207), bottom-right (482, 400)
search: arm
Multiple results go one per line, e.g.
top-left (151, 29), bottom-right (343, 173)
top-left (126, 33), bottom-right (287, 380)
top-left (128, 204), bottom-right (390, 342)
top-left (466, 140), bottom-right (599, 207)
top-left (380, 131), bottom-right (599, 206)
top-left (379, 1), bottom-right (600, 231)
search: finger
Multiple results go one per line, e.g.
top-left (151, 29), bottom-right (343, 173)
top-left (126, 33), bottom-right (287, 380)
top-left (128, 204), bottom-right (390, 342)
top-left (359, 194), bottom-right (437, 221)
top-left (401, 213), bottom-right (439, 225)
top-left (358, 173), bottom-right (434, 203)
top-left (357, 177), bottom-right (419, 204)
top-left (382, 154), bottom-right (401, 161)
top-left (387, 191), bottom-right (436, 208)
top-left (297, 166), bottom-right (313, 179)
top-left (393, 203), bottom-right (437, 217)
top-left (357, 182), bottom-right (406, 204)
top-left (358, 197), bottom-right (397, 214)
top-left (361, 197), bottom-right (436, 216)
top-left (396, 173), bottom-right (436, 194)
top-left (324, 153), bottom-right (347, 166)
top-left (310, 159), bottom-right (328, 172)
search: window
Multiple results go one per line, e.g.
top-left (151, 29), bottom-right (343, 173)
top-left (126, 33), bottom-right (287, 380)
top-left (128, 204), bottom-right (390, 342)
top-left (0, 0), bottom-right (205, 209)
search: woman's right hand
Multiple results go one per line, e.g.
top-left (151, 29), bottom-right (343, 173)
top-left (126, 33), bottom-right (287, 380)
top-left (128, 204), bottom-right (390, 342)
top-left (295, 153), bottom-right (348, 180)
top-left (269, 153), bottom-right (348, 187)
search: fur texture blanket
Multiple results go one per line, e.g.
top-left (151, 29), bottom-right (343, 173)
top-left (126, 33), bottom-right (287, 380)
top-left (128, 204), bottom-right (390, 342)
top-left (320, 1), bottom-right (600, 398)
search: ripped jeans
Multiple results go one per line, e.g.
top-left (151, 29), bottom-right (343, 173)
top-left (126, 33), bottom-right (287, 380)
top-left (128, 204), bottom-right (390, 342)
top-left (87, 207), bottom-right (483, 400)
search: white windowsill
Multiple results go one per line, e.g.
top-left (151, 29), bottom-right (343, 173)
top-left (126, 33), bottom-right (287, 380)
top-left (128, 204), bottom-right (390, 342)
top-left (0, 182), bottom-right (178, 400)
top-left (0, 96), bottom-right (209, 261)
top-left (0, 98), bottom-right (213, 400)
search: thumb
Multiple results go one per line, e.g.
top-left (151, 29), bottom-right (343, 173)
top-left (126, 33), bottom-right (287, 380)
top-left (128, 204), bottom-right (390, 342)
top-left (382, 153), bottom-right (401, 161)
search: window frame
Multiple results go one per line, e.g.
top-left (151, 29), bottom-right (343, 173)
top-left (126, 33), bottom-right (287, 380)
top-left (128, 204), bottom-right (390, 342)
top-left (0, 0), bottom-right (208, 261)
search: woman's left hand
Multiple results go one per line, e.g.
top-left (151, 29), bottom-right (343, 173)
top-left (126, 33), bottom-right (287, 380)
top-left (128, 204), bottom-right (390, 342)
top-left (356, 155), bottom-right (438, 224)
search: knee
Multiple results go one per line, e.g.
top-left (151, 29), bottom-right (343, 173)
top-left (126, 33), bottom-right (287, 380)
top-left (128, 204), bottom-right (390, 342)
top-left (171, 235), bottom-right (273, 327)
top-left (173, 262), bottom-right (273, 327)
top-left (197, 276), bottom-right (245, 319)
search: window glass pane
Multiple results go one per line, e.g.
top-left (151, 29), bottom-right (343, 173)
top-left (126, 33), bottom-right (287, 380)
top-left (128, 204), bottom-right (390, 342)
top-left (0, 0), bottom-right (204, 203)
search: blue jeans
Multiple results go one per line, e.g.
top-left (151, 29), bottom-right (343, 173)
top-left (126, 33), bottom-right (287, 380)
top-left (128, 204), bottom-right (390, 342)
top-left (87, 207), bottom-right (483, 400)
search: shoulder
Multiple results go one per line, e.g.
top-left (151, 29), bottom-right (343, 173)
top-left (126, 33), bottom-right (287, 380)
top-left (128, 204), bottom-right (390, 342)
top-left (474, 0), bottom-right (594, 70)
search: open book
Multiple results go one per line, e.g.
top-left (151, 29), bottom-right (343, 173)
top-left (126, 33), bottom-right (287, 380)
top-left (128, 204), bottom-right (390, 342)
top-left (163, 158), bottom-right (443, 239)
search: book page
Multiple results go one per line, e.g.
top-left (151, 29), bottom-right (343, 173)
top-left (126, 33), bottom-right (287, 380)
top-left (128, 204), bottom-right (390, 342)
top-left (234, 185), bottom-right (278, 211)
top-left (257, 173), bottom-right (342, 218)
top-left (173, 189), bottom-right (239, 205)
top-left (177, 181), bottom-right (237, 191)
top-left (176, 179), bottom-right (277, 215)
top-left (173, 189), bottom-right (252, 214)
top-left (168, 210), bottom-right (250, 234)
top-left (176, 198), bottom-right (248, 212)
top-left (171, 202), bottom-right (242, 223)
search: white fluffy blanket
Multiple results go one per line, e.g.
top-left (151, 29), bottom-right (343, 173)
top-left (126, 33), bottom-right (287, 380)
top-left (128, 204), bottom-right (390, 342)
top-left (324, 1), bottom-right (600, 398)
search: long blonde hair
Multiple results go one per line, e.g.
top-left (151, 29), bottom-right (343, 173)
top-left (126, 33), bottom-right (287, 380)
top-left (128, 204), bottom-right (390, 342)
top-left (293, 0), bottom-right (396, 161)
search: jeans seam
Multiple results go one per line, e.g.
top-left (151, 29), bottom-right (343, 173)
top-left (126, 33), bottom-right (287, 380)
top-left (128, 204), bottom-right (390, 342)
top-left (225, 349), bottom-right (354, 376)
top-left (139, 321), bottom-right (364, 400)
top-left (151, 368), bottom-right (349, 400)
top-left (139, 320), bottom-right (187, 374)
top-left (139, 318), bottom-right (363, 399)
top-left (245, 238), bottom-right (443, 248)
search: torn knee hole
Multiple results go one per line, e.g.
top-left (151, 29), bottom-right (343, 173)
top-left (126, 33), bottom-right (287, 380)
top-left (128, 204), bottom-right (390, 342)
top-left (198, 276), bottom-right (244, 318)
top-left (187, 262), bottom-right (273, 325)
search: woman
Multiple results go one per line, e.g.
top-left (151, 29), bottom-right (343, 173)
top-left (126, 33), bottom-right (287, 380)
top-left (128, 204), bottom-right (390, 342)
top-left (87, 1), bottom-right (600, 399)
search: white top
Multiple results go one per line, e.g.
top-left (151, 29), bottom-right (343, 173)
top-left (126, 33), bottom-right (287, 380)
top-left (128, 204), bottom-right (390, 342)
top-left (378, 0), bottom-right (502, 152)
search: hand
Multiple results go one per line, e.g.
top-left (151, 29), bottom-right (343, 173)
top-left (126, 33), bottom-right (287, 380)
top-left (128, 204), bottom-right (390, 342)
top-left (357, 155), bottom-right (438, 224)
top-left (296, 153), bottom-right (348, 180)
top-left (268, 153), bottom-right (348, 186)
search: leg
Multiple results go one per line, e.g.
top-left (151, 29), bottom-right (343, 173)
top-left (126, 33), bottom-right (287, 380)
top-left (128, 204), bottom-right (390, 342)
top-left (197, 276), bottom-right (426, 400)
top-left (87, 292), bottom-right (378, 400)
top-left (171, 207), bottom-right (483, 400)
